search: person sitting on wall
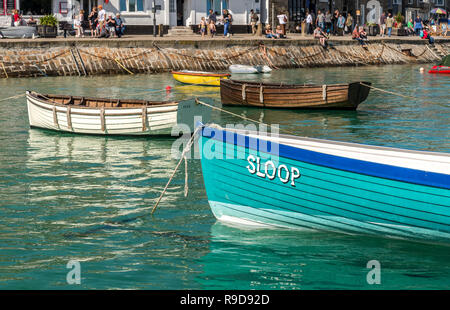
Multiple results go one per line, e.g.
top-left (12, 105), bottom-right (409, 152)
top-left (106, 14), bottom-right (116, 38)
top-left (27, 16), bottom-right (37, 26)
top-left (314, 26), bottom-right (328, 48)
top-left (441, 22), bottom-right (448, 37)
top-left (406, 18), bottom-right (414, 36)
top-left (275, 25), bottom-right (286, 38)
top-left (352, 25), bottom-right (368, 48)
top-left (421, 27), bottom-right (435, 44)
top-left (265, 24), bottom-right (276, 39)
top-left (114, 13), bottom-right (125, 38)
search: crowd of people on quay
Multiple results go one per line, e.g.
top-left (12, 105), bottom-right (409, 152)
top-left (74, 5), bottom-right (125, 38)
top-left (296, 9), bottom-right (448, 47)
top-left (3, 5), bottom-right (448, 43)
top-left (6, 5), bottom-right (126, 39)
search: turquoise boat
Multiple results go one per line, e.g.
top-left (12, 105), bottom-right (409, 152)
top-left (198, 124), bottom-right (450, 243)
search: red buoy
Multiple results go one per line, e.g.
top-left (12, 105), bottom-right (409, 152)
top-left (166, 86), bottom-right (172, 92)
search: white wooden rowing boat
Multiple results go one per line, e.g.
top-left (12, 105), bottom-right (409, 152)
top-left (26, 91), bottom-right (179, 135)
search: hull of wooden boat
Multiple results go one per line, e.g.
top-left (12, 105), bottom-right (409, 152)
top-left (220, 80), bottom-right (371, 109)
top-left (26, 92), bottom-right (178, 135)
top-left (172, 71), bottom-right (230, 86)
top-left (199, 125), bottom-right (450, 242)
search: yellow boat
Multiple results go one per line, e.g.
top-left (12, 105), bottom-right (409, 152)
top-left (171, 70), bottom-right (231, 87)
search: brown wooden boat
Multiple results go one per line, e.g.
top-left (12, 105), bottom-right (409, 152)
top-left (220, 79), bottom-right (372, 110)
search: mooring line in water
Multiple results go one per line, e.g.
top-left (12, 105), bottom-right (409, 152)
top-left (0, 93), bottom-right (25, 102)
top-left (359, 82), bottom-right (444, 104)
top-left (151, 126), bottom-right (200, 215)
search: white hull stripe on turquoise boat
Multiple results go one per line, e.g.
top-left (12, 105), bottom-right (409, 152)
top-left (201, 127), bottom-right (450, 190)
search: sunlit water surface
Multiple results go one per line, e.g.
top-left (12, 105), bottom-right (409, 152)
top-left (0, 64), bottom-right (449, 289)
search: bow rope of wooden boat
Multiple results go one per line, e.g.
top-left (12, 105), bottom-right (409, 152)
top-left (0, 93), bottom-right (26, 102)
top-left (359, 82), bottom-right (444, 104)
top-left (151, 126), bottom-right (201, 215)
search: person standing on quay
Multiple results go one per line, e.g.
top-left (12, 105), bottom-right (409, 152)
top-left (386, 13), bottom-right (394, 37)
top-left (88, 7), bottom-right (98, 37)
top-left (277, 11), bottom-right (288, 36)
top-left (223, 9), bottom-right (232, 38)
top-left (97, 5), bottom-right (106, 37)
top-left (250, 9), bottom-right (259, 35)
top-left (325, 10), bottom-right (332, 34)
top-left (379, 12), bottom-right (386, 37)
top-left (333, 9), bottom-right (340, 35)
top-left (306, 10), bottom-right (313, 35)
top-left (208, 9), bottom-right (216, 24)
top-left (414, 15), bottom-right (423, 36)
top-left (337, 14), bottom-right (345, 36)
top-left (345, 13), bottom-right (353, 35)
top-left (13, 10), bottom-right (21, 27)
top-left (316, 10), bottom-right (325, 30)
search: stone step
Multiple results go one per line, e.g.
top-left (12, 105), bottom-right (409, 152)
top-left (167, 28), bottom-right (195, 36)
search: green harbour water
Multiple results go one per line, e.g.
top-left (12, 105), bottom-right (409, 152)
top-left (0, 64), bottom-right (449, 289)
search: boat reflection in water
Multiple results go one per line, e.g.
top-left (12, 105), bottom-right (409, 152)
top-left (195, 221), bottom-right (450, 289)
top-left (26, 129), bottom-right (178, 223)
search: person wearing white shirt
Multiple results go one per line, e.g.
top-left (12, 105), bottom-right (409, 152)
top-left (277, 12), bottom-right (288, 35)
top-left (306, 11), bottom-right (313, 35)
top-left (97, 4), bottom-right (106, 36)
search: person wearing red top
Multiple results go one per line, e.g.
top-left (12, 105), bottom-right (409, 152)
top-left (13, 10), bottom-right (21, 27)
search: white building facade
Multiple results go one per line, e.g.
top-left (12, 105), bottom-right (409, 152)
top-left (0, 0), bottom-right (266, 27)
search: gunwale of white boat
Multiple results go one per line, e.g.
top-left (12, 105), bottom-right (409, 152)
top-left (212, 126), bottom-right (450, 175)
top-left (27, 91), bottom-right (178, 110)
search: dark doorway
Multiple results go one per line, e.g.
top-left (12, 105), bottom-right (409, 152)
top-left (20, 0), bottom-right (51, 15)
top-left (82, 0), bottom-right (97, 20)
top-left (177, 0), bottom-right (184, 26)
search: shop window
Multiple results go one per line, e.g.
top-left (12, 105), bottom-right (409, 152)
top-left (120, 0), bottom-right (145, 12)
top-left (1, 0), bottom-right (17, 15)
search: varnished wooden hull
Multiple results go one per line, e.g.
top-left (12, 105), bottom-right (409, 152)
top-left (220, 79), bottom-right (371, 110)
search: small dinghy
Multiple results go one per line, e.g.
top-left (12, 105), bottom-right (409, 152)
top-left (198, 123), bottom-right (450, 242)
top-left (229, 65), bottom-right (273, 74)
top-left (171, 70), bottom-right (230, 86)
top-left (229, 65), bottom-right (259, 74)
top-left (26, 91), bottom-right (179, 135)
top-left (0, 26), bottom-right (37, 38)
top-left (428, 55), bottom-right (450, 74)
top-left (255, 65), bottom-right (272, 73)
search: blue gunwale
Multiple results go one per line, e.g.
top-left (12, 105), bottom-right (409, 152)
top-left (200, 126), bottom-right (450, 190)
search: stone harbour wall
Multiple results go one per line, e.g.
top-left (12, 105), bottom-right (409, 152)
top-left (0, 39), bottom-right (448, 78)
